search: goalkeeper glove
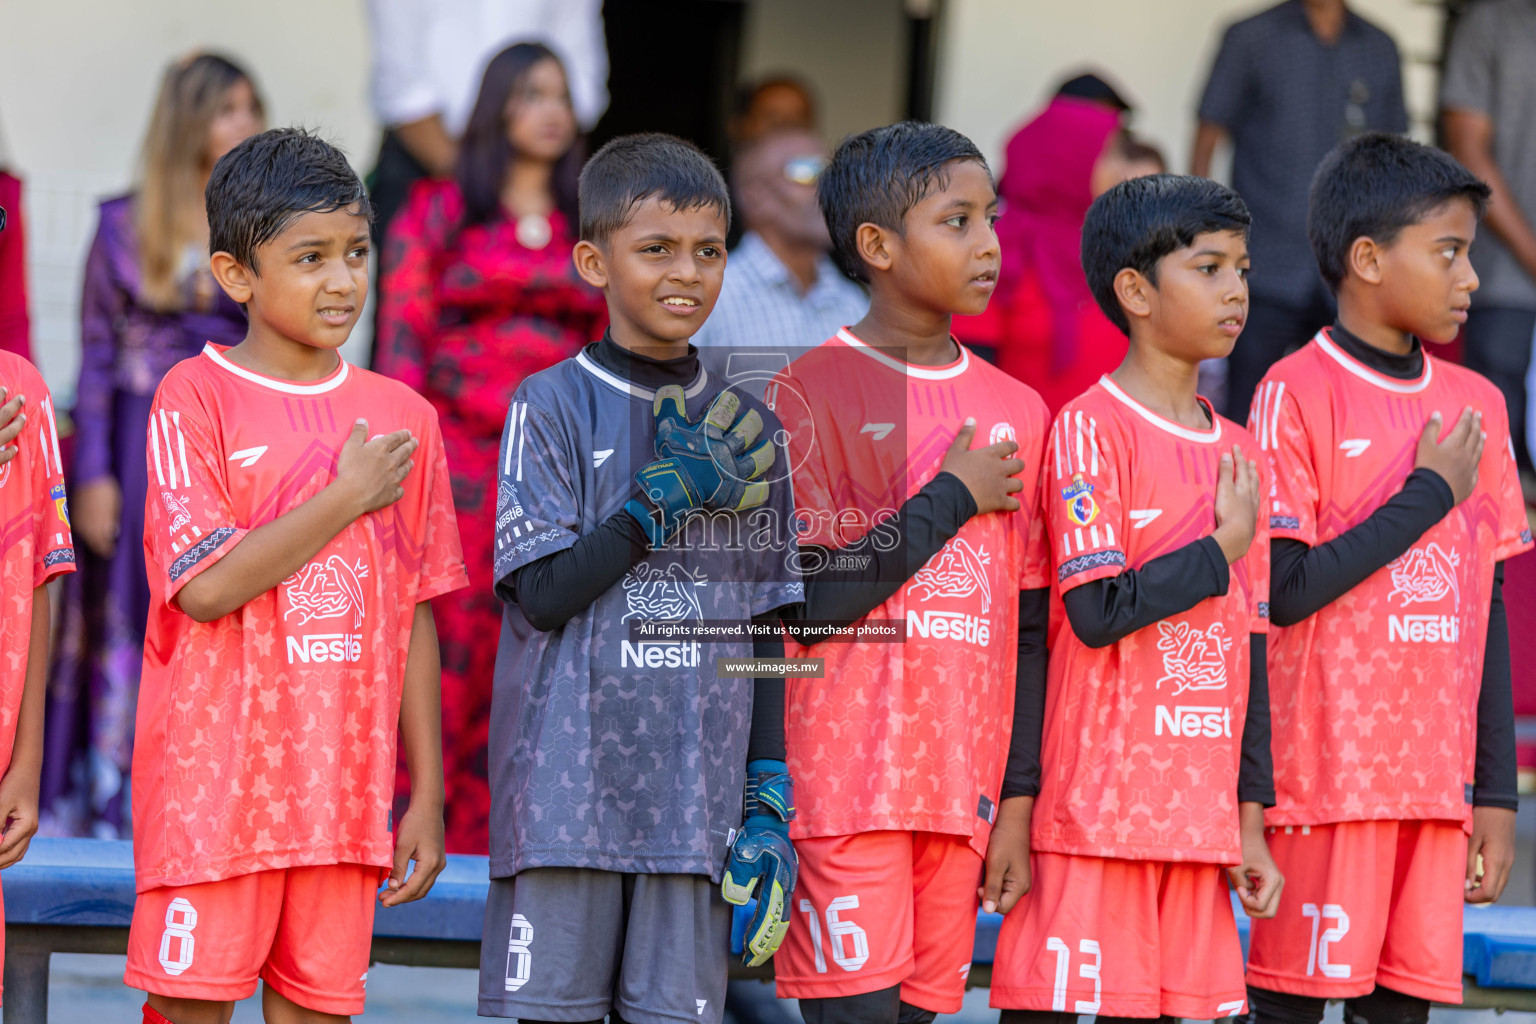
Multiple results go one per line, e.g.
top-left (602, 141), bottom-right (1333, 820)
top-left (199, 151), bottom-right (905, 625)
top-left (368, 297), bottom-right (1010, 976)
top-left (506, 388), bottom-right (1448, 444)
top-left (624, 385), bottom-right (775, 548)
top-left (721, 759), bottom-right (797, 967)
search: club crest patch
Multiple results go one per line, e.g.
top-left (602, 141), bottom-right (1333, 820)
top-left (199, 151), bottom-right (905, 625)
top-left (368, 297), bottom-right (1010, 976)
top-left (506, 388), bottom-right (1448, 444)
top-left (51, 483), bottom-right (69, 526)
top-left (1061, 473), bottom-right (1098, 527)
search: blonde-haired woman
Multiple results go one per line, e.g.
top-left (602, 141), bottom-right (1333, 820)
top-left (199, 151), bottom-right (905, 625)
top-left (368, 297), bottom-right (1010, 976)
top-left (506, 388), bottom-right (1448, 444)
top-left (42, 53), bottom-right (262, 837)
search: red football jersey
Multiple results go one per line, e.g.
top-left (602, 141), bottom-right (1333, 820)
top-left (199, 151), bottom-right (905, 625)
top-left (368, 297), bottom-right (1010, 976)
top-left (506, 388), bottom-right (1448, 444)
top-left (771, 331), bottom-right (1052, 856)
top-left (133, 345), bottom-right (467, 891)
top-left (1033, 377), bottom-right (1269, 864)
top-left (1249, 329), bottom-right (1531, 827)
top-left (0, 352), bottom-right (74, 774)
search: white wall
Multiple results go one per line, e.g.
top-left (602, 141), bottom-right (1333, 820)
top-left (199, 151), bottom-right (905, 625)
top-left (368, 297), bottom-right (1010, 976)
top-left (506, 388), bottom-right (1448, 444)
top-left (934, 0), bottom-right (1445, 177)
top-left (3, 0), bottom-right (1448, 400)
top-left (1, 0), bottom-right (376, 398)
top-left (739, 0), bottom-right (908, 147)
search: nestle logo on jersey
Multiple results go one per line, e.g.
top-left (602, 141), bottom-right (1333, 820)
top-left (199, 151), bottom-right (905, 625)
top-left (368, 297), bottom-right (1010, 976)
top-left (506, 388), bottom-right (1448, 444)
top-left (286, 633), bottom-right (363, 663)
top-left (906, 610), bottom-right (990, 646)
top-left (620, 641), bottom-right (703, 668)
top-left (1154, 705), bottom-right (1232, 738)
top-left (1388, 614), bottom-right (1458, 643)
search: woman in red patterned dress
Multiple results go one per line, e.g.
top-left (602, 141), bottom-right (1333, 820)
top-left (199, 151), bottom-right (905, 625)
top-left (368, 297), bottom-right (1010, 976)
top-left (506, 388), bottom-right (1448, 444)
top-left (377, 42), bottom-right (604, 853)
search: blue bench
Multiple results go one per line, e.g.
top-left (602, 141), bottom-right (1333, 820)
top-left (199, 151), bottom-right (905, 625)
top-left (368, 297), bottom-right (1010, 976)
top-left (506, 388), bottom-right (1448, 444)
top-left (8, 839), bottom-right (1536, 1022)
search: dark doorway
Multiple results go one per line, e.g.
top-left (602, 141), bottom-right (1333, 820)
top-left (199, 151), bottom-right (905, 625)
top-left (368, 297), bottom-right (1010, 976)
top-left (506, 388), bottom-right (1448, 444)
top-left (590, 0), bottom-right (747, 166)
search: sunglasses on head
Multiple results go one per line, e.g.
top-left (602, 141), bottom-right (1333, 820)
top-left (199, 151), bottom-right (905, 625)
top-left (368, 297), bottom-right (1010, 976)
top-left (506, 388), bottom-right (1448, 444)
top-left (783, 156), bottom-right (828, 186)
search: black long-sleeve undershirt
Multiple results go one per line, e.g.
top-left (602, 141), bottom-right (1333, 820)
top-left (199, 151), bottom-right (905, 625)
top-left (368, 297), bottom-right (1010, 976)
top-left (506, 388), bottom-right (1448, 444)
top-left (501, 505), bottom-right (651, 626)
top-left (1476, 563), bottom-right (1517, 810)
top-left (1242, 633), bottom-right (1275, 806)
top-left (1001, 588), bottom-right (1051, 799)
top-left (748, 614), bottom-right (787, 762)
top-left (1268, 470), bottom-right (1453, 627)
top-left (1056, 538), bottom-right (1274, 805)
top-left (506, 471), bottom-right (977, 632)
top-left (1061, 536), bottom-right (1230, 649)
top-left (785, 472), bottom-right (977, 642)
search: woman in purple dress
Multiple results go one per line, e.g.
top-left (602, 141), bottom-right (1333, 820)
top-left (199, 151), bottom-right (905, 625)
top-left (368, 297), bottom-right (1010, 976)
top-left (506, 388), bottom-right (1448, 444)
top-left (41, 54), bottom-right (263, 837)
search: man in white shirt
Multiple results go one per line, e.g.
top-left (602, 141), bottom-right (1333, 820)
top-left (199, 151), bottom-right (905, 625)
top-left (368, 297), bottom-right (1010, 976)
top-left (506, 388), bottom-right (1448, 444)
top-left (369, 0), bottom-right (607, 165)
top-left (693, 129), bottom-right (867, 353)
top-left (364, 0), bottom-right (608, 360)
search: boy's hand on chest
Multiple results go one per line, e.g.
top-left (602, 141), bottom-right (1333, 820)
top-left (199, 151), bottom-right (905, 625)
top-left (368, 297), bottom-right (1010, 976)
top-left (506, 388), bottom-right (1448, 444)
top-left (331, 420), bottom-right (419, 516)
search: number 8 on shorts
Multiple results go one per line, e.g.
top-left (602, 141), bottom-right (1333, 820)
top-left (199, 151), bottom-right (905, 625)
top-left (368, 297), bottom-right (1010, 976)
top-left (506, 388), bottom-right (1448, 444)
top-left (158, 897), bottom-right (198, 976)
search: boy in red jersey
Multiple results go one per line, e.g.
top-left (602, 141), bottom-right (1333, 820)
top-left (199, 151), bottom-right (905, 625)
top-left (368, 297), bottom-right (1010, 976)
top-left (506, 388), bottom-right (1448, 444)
top-left (0, 356), bottom-right (75, 1003)
top-left (1244, 133), bottom-right (1526, 1024)
top-left (989, 174), bottom-right (1283, 1023)
top-left (770, 121), bottom-right (1053, 1024)
top-left (124, 129), bottom-right (466, 1024)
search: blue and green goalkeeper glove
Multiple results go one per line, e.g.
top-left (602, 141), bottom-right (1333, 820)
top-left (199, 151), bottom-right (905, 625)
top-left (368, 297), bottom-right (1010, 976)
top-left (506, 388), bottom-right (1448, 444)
top-left (722, 759), bottom-right (798, 967)
top-left (624, 385), bottom-right (776, 548)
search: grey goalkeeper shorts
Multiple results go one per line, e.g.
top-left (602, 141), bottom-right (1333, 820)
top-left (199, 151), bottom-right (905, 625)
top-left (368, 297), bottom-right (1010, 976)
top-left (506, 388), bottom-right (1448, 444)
top-left (478, 867), bottom-right (732, 1024)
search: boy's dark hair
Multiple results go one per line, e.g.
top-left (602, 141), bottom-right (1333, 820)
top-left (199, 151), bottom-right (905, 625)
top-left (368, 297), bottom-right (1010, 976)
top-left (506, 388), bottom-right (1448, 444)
top-left (818, 121), bottom-right (989, 283)
top-left (1308, 131), bottom-right (1491, 292)
top-left (578, 133), bottom-right (730, 245)
top-left (1081, 173), bottom-right (1251, 335)
top-left (206, 127), bottom-right (371, 271)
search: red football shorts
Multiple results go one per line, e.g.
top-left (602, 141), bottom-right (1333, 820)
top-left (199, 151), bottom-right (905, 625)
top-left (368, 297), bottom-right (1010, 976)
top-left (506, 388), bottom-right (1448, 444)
top-left (776, 831), bottom-right (982, 1013)
top-left (124, 863), bottom-right (381, 1015)
top-left (1247, 820), bottom-right (1467, 1003)
top-left (990, 852), bottom-right (1247, 1019)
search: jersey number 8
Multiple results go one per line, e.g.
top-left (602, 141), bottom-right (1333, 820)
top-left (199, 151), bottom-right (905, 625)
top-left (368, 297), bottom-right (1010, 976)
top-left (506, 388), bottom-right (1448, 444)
top-left (158, 897), bottom-right (198, 976)
top-left (505, 913), bottom-right (534, 992)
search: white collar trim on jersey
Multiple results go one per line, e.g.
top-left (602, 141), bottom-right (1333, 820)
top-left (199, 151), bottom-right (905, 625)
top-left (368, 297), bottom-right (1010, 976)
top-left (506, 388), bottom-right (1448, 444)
top-left (574, 349), bottom-right (711, 402)
top-left (201, 344), bottom-right (351, 395)
top-left (1098, 375), bottom-right (1223, 443)
top-left (1312, 328), bottom-right (1433, 394)
top-left (835, 328), bottom-right (970, 380)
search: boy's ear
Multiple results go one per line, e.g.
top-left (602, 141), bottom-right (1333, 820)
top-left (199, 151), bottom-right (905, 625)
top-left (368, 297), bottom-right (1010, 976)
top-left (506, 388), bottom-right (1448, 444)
top-left (854, 222), bottom-right (894, 276)
top-left (209, 251), bottom-right (254, 304)
top-left (572, 240), bottom-right (609, 289)
top-left (1346, 236), bottom-right (1385, 286)
top-left (1112, 267), bottom-right (1154, 325)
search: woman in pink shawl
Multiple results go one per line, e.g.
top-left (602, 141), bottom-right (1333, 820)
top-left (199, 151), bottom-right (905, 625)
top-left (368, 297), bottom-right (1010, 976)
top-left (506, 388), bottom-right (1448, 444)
top-left (959, 87), bottom-right (1162, 413)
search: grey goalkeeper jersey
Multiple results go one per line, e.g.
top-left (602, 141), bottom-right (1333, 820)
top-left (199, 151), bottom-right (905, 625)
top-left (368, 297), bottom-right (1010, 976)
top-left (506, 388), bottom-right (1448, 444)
top-left (489, 350), bottom-right (803, 881)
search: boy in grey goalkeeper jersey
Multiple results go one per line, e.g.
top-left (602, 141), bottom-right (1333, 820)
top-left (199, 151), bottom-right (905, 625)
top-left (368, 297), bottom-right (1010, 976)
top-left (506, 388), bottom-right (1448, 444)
top-left (478, 134), bottom-right (802, 1024)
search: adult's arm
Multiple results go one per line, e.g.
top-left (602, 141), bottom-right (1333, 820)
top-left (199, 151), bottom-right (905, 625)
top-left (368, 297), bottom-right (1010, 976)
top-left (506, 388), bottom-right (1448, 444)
top-left (1474, 562), bottom-right (1517, 810)
top-left (1191, 21), bottom-right (1249, 177)
top-left (1269, 468), bottom-right (1453, 627)
top-left (1443, 109), bottom-right (1536, 285)
top-left (1190, 121), bottom-right (1228, 179)
top-left (390, 117), bottom-right (458, 179)
top-left (1060, 537), bottom-right (1230, 649)
top-left (1441, 1), bottom-right (1536, 284)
